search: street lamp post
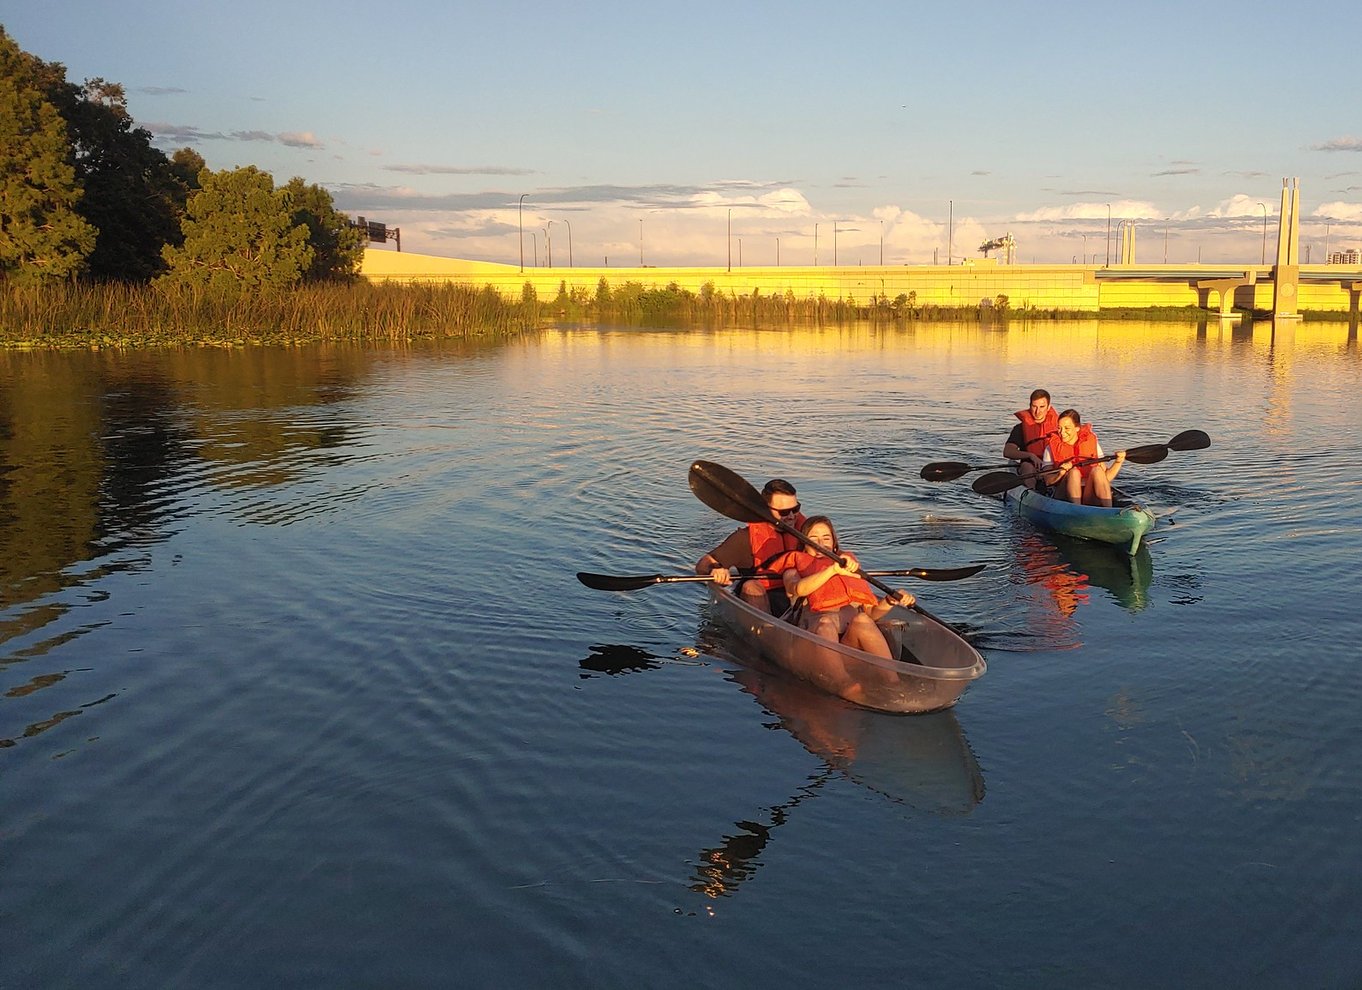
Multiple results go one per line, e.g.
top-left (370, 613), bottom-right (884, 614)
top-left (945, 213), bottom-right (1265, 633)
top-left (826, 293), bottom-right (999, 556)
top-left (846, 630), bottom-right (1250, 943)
top-left (947, 200), bottom-right (953, 265)
top-left (546, 221), bottom-right (553, 268)
top-left (833, 221), bottom-right (839, 266)
top-left (1258, 203), bottom-right (1268, 265)
top-left (518, 193), bottom-right (528, 272)
top-left (562, 218), bottom-right (572, 267)
top-left (727, 208), bottom-right (731, 272)
top-left (776, 237), bottom-right (780, 266)
top-left (541, 228), bottom-right (548, 267)
top-left (1163, 220), bottom-right (1169, 264)
top-left (1324, 223), bottom-right (1331, 263)
top-left (1081, 233), bottom-right (1088, 265)
top-left (529, 231), bottom-right (537, 267)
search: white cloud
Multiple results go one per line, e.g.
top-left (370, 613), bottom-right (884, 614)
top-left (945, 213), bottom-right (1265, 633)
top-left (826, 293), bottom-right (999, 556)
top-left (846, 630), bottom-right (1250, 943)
top-left (1014, 200), bottom-right (1161, 222)
top-left (1209, 194), bottom-right (1276, 218)
top-left (279, 131), bottom-right (323, 149)
top-left (1314, 201), bottom-right (1362, 221)
top-left (1312, 136), bottom-right (1362, 153)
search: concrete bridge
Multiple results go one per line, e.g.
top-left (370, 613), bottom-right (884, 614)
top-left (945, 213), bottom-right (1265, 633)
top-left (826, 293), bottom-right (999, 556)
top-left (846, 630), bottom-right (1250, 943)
top-left (361, 179), bottom-right (1361, 320)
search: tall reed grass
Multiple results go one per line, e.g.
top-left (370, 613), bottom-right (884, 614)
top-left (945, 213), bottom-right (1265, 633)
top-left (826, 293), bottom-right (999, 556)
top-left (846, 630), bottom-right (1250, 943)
top-left (0, 282), bottom-right (535, 347)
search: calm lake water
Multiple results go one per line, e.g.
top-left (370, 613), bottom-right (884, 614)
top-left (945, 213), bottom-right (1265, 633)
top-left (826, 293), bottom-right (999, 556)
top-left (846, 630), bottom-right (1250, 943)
top-left (2, 319), bottom-right (1360, 988)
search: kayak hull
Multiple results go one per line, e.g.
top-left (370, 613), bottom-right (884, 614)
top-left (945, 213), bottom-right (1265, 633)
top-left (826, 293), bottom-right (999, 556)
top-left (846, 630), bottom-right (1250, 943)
top-left (708, 585), bottom-right (985, 714)
top-left (1004, 484), bottom-right (1155, 554)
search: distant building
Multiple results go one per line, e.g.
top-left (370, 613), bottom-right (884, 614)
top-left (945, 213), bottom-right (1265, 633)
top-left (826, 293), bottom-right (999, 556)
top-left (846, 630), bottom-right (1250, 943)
top-left (1327, 248), bottom-right (1360, 265)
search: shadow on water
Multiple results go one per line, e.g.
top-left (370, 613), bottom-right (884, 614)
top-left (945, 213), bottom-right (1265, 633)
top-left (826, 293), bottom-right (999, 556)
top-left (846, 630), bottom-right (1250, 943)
top-left (577, 643), bottom-right (667, 676)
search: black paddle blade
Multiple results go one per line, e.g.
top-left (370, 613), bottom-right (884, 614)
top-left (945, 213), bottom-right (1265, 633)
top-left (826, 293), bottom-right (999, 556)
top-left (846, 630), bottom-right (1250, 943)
top-left (688, 460), bottom-right (775, 525)
top-left (972, 471), bottom-right (1025, 496)
top-left (906, 563), bottom-right (988, 582)
top-left (577, 572), bottom-right (662, 591)
top-left (1167, 429), bottom-right (1211, 452)
top-left (919, 461), bottom-right (972, 482)
top-left (1123, 444), bottom-right (1171, 465)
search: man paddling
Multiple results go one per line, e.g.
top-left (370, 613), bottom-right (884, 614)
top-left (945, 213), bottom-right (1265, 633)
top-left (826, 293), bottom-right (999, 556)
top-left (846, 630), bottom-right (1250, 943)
top-left (695, 478), bottom-right (805, 615)
top-left (1003, 388), bottom-right (1059, 490)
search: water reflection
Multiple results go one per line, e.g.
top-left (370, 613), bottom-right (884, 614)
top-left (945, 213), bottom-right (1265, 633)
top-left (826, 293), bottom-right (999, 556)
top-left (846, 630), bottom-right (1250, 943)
top-left (686, 664), bottom-right (984, 900)
top-left (689, 770), bottom-right (831, 900)
top-left (0, 346), bottom-right (394, 752)
top-left (727, 665), bottom-right (985, 814)
top-left (0, 348), bottom-right (379, 633)
top-left (576, 629), bottom-right (986, 900)
top-left (1008, 526), bottom-right (1154, 630)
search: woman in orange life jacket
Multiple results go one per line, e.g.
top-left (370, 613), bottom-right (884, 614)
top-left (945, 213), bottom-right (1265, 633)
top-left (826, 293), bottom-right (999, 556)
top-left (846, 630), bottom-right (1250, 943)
top-left (1003, 388), bottom-right (1059, 490)
top-left (695, 478), bottom-right (806, 615)
top-left (1044, 409), bottom-right (1127, 507)
top-left (781, 516), bottom-right (915, 660)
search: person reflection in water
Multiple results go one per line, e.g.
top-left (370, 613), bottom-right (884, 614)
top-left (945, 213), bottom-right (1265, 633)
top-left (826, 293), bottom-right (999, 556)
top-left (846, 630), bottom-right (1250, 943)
top-left (782, 516), bottom-right (913, 660)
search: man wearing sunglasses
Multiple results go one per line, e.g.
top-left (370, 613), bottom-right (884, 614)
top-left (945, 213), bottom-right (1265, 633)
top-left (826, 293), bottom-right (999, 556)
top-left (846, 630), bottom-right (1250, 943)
top-left (695, 479), bottom-right (806, 614)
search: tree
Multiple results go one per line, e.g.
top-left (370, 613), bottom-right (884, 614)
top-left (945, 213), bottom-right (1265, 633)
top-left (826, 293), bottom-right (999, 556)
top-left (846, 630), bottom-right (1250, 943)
top-left (42, 76), bottom-right (188, 282)
top-left (159, 165), bottom-right (312, 291)
top-left (170, 147), bottom-right (205, 192)
top-left (0, 27), bottom-right (95, 282)
top-left (280, 176), bottom-right (363, 282)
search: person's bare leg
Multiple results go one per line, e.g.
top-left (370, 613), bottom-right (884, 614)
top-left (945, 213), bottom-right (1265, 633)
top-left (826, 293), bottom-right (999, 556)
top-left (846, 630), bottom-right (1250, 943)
top-left (1087, 464), bottom-right (1113, 507)
top-left (738, 580), bottom-right (771, 613)
top-left (1062, 467), bottom-right (1083, 503)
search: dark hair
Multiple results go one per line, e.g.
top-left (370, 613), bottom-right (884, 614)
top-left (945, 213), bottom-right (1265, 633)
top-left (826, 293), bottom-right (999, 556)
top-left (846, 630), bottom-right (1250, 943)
top-left (762, 478), bottom-right (796, 499)
top-left (800, 515), bottom-right (838, 551)
top-left (1029, 388), bottom-right (1051, 403)
top-left (1058, 408), bottom-right (1082, 426)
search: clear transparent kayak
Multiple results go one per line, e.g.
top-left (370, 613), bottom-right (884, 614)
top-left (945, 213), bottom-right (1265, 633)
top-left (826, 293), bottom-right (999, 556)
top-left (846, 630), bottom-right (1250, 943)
top-left (708, 585), bottom-right (985, 714)
top-left (1003, 484), bottom-right (1155, 555)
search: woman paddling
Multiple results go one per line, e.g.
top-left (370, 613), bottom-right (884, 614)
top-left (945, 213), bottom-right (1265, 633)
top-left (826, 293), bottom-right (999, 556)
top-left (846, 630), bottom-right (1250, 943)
top-left (781, 516), bottom-right (914, 660)
top-left (1045, 409), bottom-right (1127, 507)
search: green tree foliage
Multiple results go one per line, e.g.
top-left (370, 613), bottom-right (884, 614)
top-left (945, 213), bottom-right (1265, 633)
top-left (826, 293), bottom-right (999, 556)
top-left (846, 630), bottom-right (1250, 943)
top-left (159, 166), bottom-right (312, 291)
top-left (280, 176), bottom-right (363, 282)
top-left (40, 75), bottom-right (190, 282)
top-left (0, 27), bottom-right (95, 282)
top-left (170, 147), bottom-right (206, 192)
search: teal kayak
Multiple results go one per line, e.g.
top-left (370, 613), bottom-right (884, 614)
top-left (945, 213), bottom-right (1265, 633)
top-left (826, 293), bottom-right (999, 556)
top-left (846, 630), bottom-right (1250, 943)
top-left (1003, 484), bottom-right (1155, 554)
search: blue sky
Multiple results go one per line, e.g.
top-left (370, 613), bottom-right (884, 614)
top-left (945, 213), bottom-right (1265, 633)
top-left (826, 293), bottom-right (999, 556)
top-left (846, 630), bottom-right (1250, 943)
top-left (8, 0), bottom-right (1362, 266)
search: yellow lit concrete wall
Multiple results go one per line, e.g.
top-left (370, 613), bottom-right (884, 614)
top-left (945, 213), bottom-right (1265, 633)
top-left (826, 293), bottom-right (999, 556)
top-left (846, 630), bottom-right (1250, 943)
top-left (360, 249), bottom-right (1361, 314)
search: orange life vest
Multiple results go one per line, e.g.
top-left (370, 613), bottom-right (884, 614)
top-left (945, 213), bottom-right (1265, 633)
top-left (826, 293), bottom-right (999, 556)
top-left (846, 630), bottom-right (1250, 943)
top-left (746, 518), bottom-right (806, 590)
top-left (795, 555), bottom-right (879, 611)
top-left (1048, 424), bottom-right (1101, 479)
top-left (1014, 407), bottom-right (1059, 455)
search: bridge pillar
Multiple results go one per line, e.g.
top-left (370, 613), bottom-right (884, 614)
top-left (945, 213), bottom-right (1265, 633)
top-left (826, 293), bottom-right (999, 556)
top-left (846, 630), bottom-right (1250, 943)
top-left (1120, 225), bottom-right (1136, 265)
top-left (1272, 177), bottom-right (1302, 319)
top-left (1197, 274), bottom-right (1256, 319)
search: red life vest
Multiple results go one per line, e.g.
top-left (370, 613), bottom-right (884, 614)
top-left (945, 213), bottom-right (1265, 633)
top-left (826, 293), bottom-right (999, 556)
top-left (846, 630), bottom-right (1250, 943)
top-left (795, 555), bottom-right (879, 611)
top-left (1048, 424), bottom-right (1101, 479)
top-left (746, 517), bottom-right (806, 590)
top-left (1014, 407), bottom-right (1059, 455)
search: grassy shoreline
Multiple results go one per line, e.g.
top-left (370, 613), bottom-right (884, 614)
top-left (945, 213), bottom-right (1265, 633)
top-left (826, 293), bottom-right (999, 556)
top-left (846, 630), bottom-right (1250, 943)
top-left (0, 282), bottom-right (535, 347)
top-left (5, 279), bottom-right (1334, 348)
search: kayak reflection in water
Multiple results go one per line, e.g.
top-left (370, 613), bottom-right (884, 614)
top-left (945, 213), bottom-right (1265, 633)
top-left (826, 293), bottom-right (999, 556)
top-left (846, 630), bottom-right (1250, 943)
top-left (781, 516), bottom-right (914, 659)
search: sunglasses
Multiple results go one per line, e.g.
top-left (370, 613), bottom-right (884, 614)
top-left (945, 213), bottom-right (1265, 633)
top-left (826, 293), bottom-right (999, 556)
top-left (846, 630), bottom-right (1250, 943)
top-left (773, 503), bottom-right (801, 517)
